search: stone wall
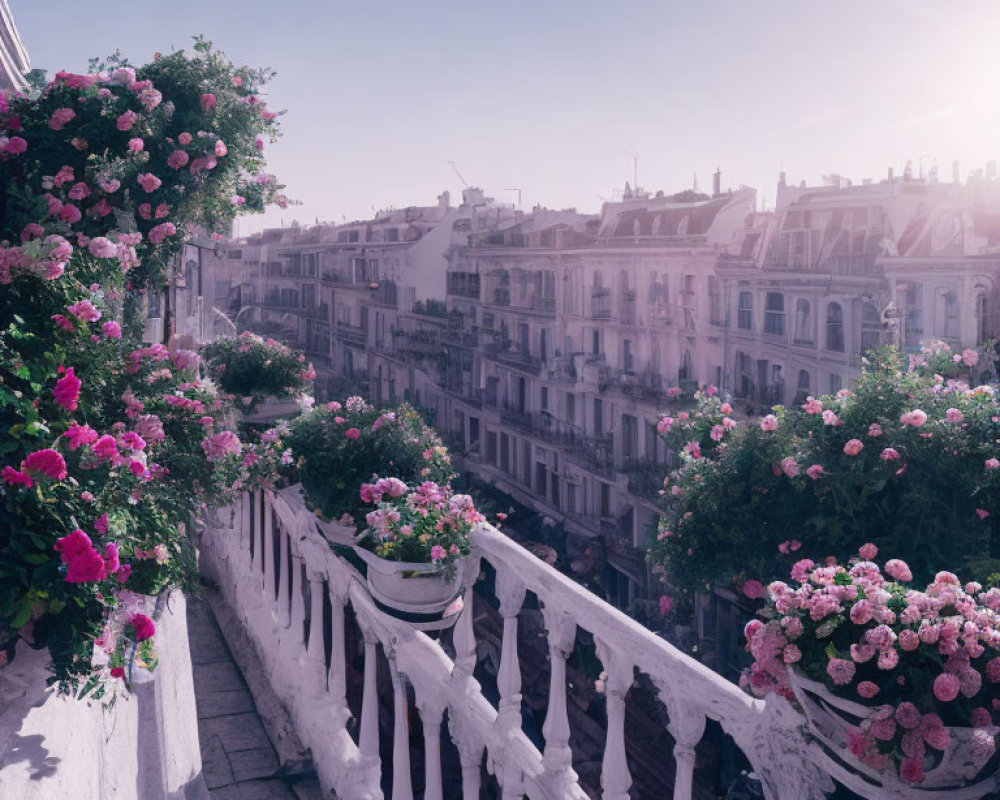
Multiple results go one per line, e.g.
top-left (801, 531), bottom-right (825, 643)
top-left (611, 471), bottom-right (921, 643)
top-left (0, 591), bottom-right (209, 800)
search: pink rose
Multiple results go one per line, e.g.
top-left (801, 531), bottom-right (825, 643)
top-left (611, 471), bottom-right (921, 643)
top-left (760, 414), bottom-right (778, 432)
top-left (858, 542), bottom-right (878, 561)
top-left (128, 137), bottom-right (144, 153)
top-left (826, 657), bottom-right (856, 686)
top-left (742, 579), bottom-right (766, 599)
top-left (986, 458), bottom-right (1000, 470)
top-left (102, 321), bottom-right (122, 339)
top-left (130, 613), bottom-right (156, 642)
top-left (137, 173), bottom-right (162, 193)
top-left (22, 449), bottom-right (68, 480)
top-left (933, 672), bottom-right (960, 702)
top-left (843, 439), bottom-right (863, 456)
top-left (116, 110), bottom-right (139, 131)
top-left (200, 93), bottom-right (217, 111)
top-left (53, 367), bottom-right (82, 410)
top-left (884, 558), bottom-right (912, 582)
top-left (806, 464), bottom-right (824, 480)
top-left (857, 681), bottom-right (879, 699)
top-left (879, 447), bottom-right (900, 461)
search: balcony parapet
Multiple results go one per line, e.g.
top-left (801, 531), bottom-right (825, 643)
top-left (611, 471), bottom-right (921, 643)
top-left (199, 486), bottom-right (859, 800)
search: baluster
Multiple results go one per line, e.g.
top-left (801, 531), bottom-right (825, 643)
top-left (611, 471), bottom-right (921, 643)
top-left (328, 582), bottom-right (348, 707)
top-left (667, 705), bottom-right (705, 800)
top-left (263, 495), bottom-right (275, 598)
top-left (247, 492), bottom-right (259, 572)
top-left (448, 715), bottom-right (484, 800)
top-left (494, 567), bottom-right (526, 731)
top-left (306, 574), bottom-right (325, 667)
top-left (596, 638), bottom-right (632, 800)
top-left (240, 491), bottom-right (250, 554)
top-left (389, 654), bottom-right (414, 800)
top-left (359, 626), bottom-right (380, 759)
top-left (541, 604), bottom-right (576, 776)
top-left (452, 555), bottom-right (480, 680)
top-left (289, 554), bottom-right (306, 647)
top-left (417, 699), bottom-right (445, 800)
top-left (277, 525), bottom-right (291, 625)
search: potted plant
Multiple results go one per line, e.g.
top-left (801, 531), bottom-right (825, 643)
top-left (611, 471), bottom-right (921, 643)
top-left (200, 332), bottom-right (314, 414)
top-left (354, 477), bottom-right (481, 624)
top-left (744, 543), bottom-right (1000, 792)
top-left (283, 397), bottom-right (453, 535)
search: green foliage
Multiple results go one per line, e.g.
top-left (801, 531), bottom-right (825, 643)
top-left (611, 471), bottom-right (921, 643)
top-left (0, 41), bottom-right (286, 694)
top-left (200, 332), bottom-right (314, 404)
top-left (285, 397), bottom-right (453, 528)
top-left (651, 346), bottom-right (1000, 600)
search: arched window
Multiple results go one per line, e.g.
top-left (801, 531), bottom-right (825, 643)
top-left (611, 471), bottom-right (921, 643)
top-left (826, 302), bottom-right (844, 352)
top-left (794, 299), bottom-right (812, 344)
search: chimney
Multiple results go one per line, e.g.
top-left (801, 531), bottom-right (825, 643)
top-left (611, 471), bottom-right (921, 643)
top-left (888, 167), bottom-right (894, 182)
top-left (713, 167), bottom-right (722, 196)
top-left (779, 171), bottom-right (787, 187)
top-left (953, 161), bottom-right (960, 184)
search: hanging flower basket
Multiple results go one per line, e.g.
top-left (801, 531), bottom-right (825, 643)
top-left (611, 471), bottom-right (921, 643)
top-left (789, 669), bottom-right (1000, 796)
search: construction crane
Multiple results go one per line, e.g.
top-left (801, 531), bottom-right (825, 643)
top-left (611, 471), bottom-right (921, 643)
top-left (448, 160), bottom-right (470, 188)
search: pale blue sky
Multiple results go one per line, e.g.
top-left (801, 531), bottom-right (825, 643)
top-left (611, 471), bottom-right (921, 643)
top-left (11, 1), bottom-right (1000, 234)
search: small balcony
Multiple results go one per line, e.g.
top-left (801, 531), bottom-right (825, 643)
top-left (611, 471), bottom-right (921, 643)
top-left (335, 322), bottom-right (368, 348)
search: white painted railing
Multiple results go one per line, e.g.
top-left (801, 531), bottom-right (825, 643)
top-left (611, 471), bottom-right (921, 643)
top-left (200, 486), bottom-right (843, 800)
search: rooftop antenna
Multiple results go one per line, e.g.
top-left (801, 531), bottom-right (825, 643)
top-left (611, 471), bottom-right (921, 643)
top-left (504, 188), bottom-right (522, 209)
top-left (448, 160), bottom-right (470, 188)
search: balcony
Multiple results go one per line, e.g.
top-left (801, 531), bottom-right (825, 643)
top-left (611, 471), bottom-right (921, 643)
top-left (335, 322), bottom-right (368, 348)
top-left (196, 486), bottom-right (855, 800)
top-left (483, 342), bottom-right (542, 376)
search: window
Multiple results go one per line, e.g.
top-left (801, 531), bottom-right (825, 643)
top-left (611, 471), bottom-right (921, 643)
top-left (829, 373), bottom-right (843, 394)
top-left (797, 370), bottom-right (811, 393)
top-left (764, 292), bottom-right (785, 336)
top-left (793, 299), bottom-right (813, 344)
top-left (738, 291), bottom-right (753, 330)
top-left (540, 387), bottom-right (548, 411)
top-left (623, 339), bottom-right (634, 373)
top-left (708, 276), bottom-right (723, 325)
top-left (826, 302), bottom-right (844, 352)
top-left (861, 303), bottom-right (880, 352)
top-left (940, 291), bottom-right (960, 340)
top-left (902, 283), bottom-right (923, 348)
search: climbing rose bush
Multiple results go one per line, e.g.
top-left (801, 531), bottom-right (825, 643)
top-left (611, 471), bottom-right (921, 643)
top-left (0, 40), bottom-right (285, 697)
top-left (744, 543), bottom-right (1000, 784)
top-left (650, 345), bottom-right (1000, 602)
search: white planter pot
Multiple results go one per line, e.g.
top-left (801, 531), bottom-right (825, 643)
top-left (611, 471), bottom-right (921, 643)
top-left (788, 669), bottom-right (999, 797)
top-left (352, 548), bottom-right (469, 629)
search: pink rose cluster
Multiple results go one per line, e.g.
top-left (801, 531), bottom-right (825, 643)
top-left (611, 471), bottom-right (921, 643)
top-left (743, 544), bottom-right (1000, 784)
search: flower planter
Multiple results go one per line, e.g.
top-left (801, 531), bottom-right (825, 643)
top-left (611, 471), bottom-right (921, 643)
top-left (788, 669), bottom-right (1000, 796)
top-left (352, 547), bottom-right (469, 630)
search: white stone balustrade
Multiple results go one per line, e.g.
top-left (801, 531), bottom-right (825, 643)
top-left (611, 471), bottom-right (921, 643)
top-left (198, 485), bottom-right (851, 800)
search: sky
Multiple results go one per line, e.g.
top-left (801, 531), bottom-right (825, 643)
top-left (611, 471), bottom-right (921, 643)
top-left (10, 1), bottom-right (1000, 235)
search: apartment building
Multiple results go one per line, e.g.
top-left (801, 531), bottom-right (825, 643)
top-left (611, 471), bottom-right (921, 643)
top-left (717, 170), bottom-right (1000, 409)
